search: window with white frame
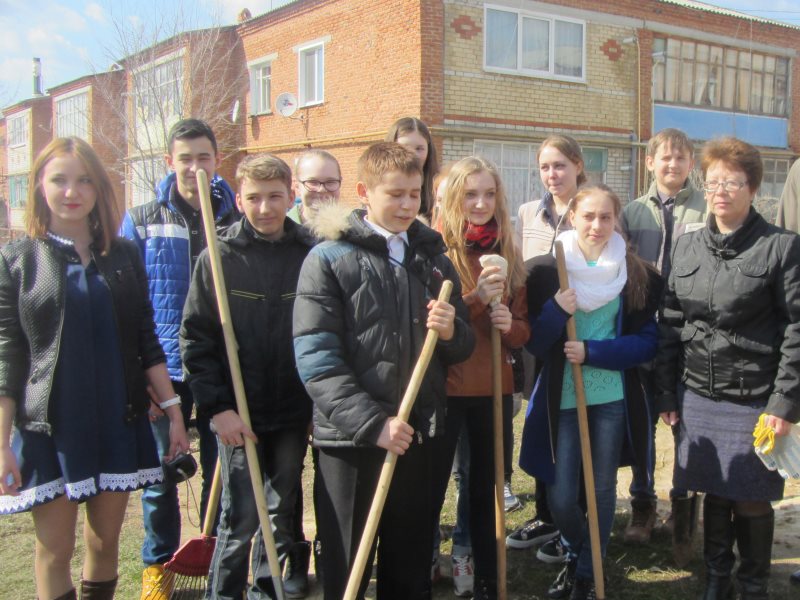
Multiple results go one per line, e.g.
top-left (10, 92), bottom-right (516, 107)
top-left (473, 141), bottom-right (606, 216)
top-left (9, 174), bottom-right (29, 209)
top-left (133, 55), bottom-right (184, 126)
top-left (249, 56), bottom-right (274, 115)
top-left (7, 115), bottom-right (28, 147)
top-left (129, 156), bottom-right (169, 207)
top-left (652, 37), bottom-right (789, 117)
top-left (56, 90), bottom-right (89, 140)
top-left (298, 43), bottom-right (324, 106)
top-left (484, 6), bottom-right (585, 81)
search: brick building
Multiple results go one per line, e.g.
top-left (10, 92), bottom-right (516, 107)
top-left (238, 0), bottom-right (799, 217)
top-left (3, 0), bottom-right (798, 228)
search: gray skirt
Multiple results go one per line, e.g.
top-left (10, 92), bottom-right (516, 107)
top-left (674, 387), bottom-right (785, 501)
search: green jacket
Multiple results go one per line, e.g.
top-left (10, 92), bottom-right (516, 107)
top-left (621, 180), bottom-right (707, 273)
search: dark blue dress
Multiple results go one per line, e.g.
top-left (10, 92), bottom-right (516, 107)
top-left (0, 258), bottom-right (162, 515)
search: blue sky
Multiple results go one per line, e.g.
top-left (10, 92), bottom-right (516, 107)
top-left (1, 0), bottom-right (799, 109)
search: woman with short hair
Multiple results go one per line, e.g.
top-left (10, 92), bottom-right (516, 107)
top-left (656, 136), bottom-right (800, 599)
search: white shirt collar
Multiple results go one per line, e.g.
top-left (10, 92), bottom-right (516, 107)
top-left (364, 217), bottom-right (409, 264)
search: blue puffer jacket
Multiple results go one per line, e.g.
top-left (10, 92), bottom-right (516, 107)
top-left (120, 172), bottom-right (238, 379)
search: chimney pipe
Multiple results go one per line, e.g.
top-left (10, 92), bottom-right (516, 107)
top-left (33, 58), bottom-right (43, 97)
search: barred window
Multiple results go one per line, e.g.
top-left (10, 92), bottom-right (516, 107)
top-left (134, 56), bottom-right (184, 125)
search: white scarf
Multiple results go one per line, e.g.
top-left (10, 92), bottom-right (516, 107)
top-left (554, 230), bottom-right (627, 312)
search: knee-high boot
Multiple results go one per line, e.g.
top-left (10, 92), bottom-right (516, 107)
top-left (701, 495), bottom-right (735, 600)
top-left (79, 577), bottom-right (117, 600)
top-left (735, 510), bottom-right (774, 600)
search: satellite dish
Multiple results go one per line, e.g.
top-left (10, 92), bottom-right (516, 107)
top-left (231, 99), bottom-right (240, 122)
top-left (276, 92), bottom-right (298, 117)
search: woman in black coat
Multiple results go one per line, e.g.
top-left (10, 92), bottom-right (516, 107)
top-left (0, 138), bottom-right (188, 600)
top-left (655, 137), bottom-right (800, 600)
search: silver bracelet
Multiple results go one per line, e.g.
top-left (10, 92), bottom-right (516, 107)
top-left (158, 396), bottom-right (182, 410)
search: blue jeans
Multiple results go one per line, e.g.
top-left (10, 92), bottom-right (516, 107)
top-left (547, 400), bottom-right (625, 581)
top-left (207, 427), bottom-right (307, 600)
top-left (433, 423), bottom-right (472, 555)
top-left (141, 380), bottom-right (218, 565)
top-left (629, 368), bottom-right (687, 501)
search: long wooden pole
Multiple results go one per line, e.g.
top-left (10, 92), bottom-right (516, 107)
top-left (342, 281), bottom-right (453, 600)
top-left (554, 240), bottom-right (606, 600)
top-left (491, 326), bottom-right (507, 600)
top-left (196, 169), bottom-right (286, 600)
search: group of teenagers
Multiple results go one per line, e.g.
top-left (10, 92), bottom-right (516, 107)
top-left (0, 113), bottom-right (797, 600)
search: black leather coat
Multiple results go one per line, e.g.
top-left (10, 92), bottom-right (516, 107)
top-left (655, 209), bottom-right (800, 423)
top-left (0, 236), bottom-right (165, 433)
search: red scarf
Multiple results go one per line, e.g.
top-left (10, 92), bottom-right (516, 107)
top-left (464, 218), bottom-right (499, 251)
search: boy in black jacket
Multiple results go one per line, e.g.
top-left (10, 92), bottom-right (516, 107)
top-left (293, 142), bottom-right (475, 600)
top-left (181, 154), bottom-right (314, 599)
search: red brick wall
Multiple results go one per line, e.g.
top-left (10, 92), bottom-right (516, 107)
top-left (238, 0), bottom-right (432, 201)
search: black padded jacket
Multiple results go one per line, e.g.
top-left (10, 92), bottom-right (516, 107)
top-left (0, 236), bottom-right (165, 433)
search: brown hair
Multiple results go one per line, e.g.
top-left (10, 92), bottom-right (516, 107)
top-left (357, 142), bottom-right (422, 190)
top-left (385, 117), bottom-right (438, 219)
top-left (538, 135), bottom-right (587, 187)
top-left (25, 137), bottom-right (120, 253)
top-left (570, 184), bottom-right (652, 311)
top-left (647, 128), bottom-right (694, 157)
top-left (235, 153), bottom-right (292, 194)
top-left (439, 156), bottom-right (527, 293)
top-left (701, 137), bottom-right (763, 193)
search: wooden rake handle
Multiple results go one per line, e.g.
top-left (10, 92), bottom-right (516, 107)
top-left (196, 169), bottom-right (286, 600)
top-left (554, 240), bottom-right (605, 600)
top-left (342, 280), bottom-right (453, 600)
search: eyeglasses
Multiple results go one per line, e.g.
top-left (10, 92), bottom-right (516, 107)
top-left (300, 179), bottom-right (341, 192)
top-left (702, 180), bottom-right (748, 193)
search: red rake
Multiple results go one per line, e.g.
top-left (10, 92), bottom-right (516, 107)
top-left (145, 460), bottom-right (222, 599)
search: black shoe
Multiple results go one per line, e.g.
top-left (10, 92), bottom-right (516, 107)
top-left (283, 540), bottom-right (311, 598)
top-left (791, 569), bottom-right (800, 585)
top-left (547, 559), bottom-right (576, 599)
top-left (569, 577), bottom-right (596, 600)
top-left (473, 578), bottom-right (497, 600)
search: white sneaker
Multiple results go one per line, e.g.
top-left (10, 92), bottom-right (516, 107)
top-left (504, 481), bottom-right (522, 512)
top-left (451, 553), bottom-right (474, 597)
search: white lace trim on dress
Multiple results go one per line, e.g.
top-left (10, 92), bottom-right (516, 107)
top-left (0, 477), bottom-right (66, 514)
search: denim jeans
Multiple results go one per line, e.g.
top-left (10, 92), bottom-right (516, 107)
top-left (206, 427), bottom-right (307, 600)
top-left (433, 422), bottom-right (472, 555)
top-left (547, 400), bottom-right (625, 581)
top-left (628, 368), bottom-right (687, 501)
top-left (141, 380), bottom-right (218, 565)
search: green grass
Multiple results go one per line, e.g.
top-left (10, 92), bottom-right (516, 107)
top-left (1, 416), bottom-right (798, 599)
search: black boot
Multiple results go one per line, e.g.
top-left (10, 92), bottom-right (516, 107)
top-left (735, 510), bottom-right (774, 600)
top-left (701, 495), bottom-right (735, 600)
top-left (313, 536), bottom-right (323, 586)
top-left (473, 578), bottom-right (497, 600)
top-left (79, 577), bottom-right (117, 600)
top-left (283, 540), bottom-right (311, 598)
top-left (791, 569), bottom-right (800, 585)
top-left (50, 590), bottom-right (77, 600)
top-left (673, 493), bottom-right (700, 568)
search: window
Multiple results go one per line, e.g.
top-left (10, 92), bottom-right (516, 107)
top-left (760, 157), bottom-right (792, 201)
top-left (7, 115), bottom-right (28, 147)
top-left (56, 90), bottom-right (89, 140)
top-left (9, 174), bottom-right (29, 209)
top-left (129, 156), bottom-right (169, 207)
top-left (473, 140), bottom-right (606, 216)
top-left (298, 43), bottom-right (324, 106)
top-left (133, 54), bottom-right (184, 126)
top-left (485, 6), bottom-right (585, 80)
top-left (652, 37), bottom-right (789, 117)
top-left (249, 55), bottom-right (275, 115)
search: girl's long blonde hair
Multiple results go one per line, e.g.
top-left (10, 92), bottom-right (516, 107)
top-left (439, 156), bottom-right (526, 293)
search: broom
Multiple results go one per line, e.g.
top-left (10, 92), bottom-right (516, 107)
top-left (145, 460), bottom-right (223, 598)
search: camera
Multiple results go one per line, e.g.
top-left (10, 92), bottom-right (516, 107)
top-left (161, 452), bottom-right (198, 485)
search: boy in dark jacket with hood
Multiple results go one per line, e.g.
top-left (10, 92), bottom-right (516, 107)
top-left (293, 142), bottom-right (474, 600)
top-left (181, 154), bottom-right (314, 599)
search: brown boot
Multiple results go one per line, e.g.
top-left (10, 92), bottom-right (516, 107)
top-left (80, 577), bottom-right (117, 600)
top-left (624, 498), bottom-right (657, 543)
top-left (673, 494), bottom-right (700, 568)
